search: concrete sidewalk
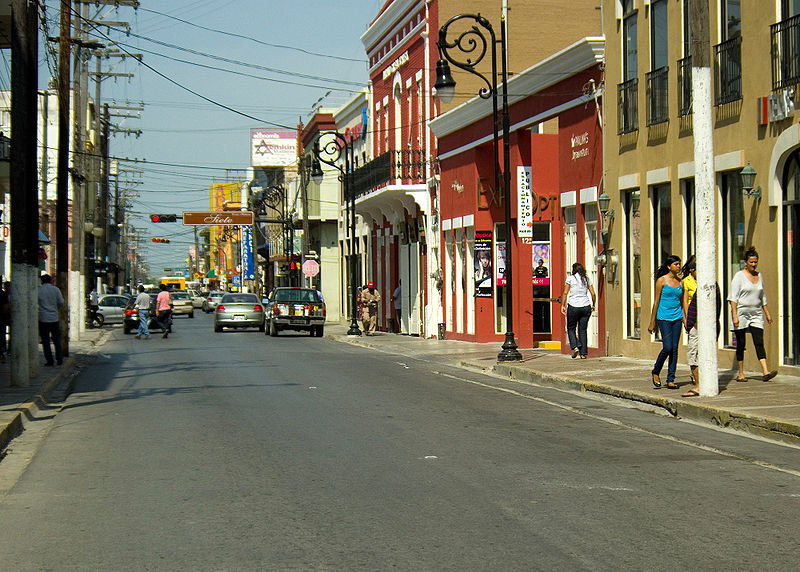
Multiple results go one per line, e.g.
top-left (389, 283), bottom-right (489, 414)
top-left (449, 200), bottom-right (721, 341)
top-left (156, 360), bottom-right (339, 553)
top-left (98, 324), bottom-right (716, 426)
top-left (0, 328), bottom-right (109, 453)
top-left (329, 324), bottom-right (800, 445)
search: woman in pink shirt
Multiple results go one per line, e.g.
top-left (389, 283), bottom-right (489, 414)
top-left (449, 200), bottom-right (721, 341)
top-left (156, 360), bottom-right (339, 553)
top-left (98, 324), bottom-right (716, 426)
top-left (155, 284), bottom-right (173, 339)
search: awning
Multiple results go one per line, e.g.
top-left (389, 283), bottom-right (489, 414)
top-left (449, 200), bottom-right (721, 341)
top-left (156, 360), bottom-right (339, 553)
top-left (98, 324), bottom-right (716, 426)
top-left (206, 269), bottom-right (217, 278)
top-left (38, 230), bottom-right (50, 244)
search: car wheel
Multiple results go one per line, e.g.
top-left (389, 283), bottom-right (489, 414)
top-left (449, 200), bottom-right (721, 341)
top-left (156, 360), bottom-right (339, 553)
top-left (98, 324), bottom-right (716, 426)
top-left (189, 312), bottom-right (194, 319)
top-left (214, 324), bottom-right (223, 332)
top-left (258, 321), bottom-right (265, 332)
top-left (269, 321), bottom-right (278, 337)
top-left (123, 325), bottom-right (131, 335)
top-left (316, 326), bottom-right (324, 337)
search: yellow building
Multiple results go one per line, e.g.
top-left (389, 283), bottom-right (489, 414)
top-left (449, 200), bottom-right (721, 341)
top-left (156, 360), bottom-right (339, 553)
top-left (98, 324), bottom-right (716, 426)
top-left (603, 1), bottom-right (800, 373)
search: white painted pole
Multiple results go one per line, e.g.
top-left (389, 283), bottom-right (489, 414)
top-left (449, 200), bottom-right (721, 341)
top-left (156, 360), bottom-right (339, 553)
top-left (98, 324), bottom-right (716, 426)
top-left (10, 263), bottom-right (30, 386)
top-left (692, 0), bottom-right (719, 396)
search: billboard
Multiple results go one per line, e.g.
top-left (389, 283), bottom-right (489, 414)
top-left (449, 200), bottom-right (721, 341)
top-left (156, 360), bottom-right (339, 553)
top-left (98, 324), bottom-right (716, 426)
top-left (250, 129), bottom-right (297, 167)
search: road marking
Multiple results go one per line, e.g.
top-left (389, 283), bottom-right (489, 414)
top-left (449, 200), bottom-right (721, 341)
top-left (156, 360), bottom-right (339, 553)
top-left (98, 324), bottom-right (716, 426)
top-left (433, 370), bottom-right (800, 479)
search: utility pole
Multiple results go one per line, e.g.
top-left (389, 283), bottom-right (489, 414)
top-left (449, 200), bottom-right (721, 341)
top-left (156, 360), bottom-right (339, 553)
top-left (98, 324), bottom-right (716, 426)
top-left (69, 0), bottom-right (86, 341)
top-left (691, 0), bottom-right (719, 396)
top-left (9, 0), bottom-right (40, 386)
top-left (57, 0), bottom-right (71, 357)
top-left (40, 90), bottom-right (49, 236)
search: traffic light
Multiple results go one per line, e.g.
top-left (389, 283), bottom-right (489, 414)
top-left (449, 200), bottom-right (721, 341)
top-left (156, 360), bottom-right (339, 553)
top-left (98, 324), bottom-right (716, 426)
top-left (150, 214), bottom-right (178, 223)
top-left (151, 237), bottom-right (170, 243)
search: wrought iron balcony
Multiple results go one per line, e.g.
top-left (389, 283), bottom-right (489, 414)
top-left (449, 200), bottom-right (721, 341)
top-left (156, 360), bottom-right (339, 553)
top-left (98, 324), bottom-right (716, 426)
top-left (677, 55), bottom-right (692, 116)
top-left (346, 149), bottom-right (428, 200)
top-left (772, 14), bottom-right (800, 90)
top-left (714, 36), bottom-right (742, 105)
top-left (617, 78), bottom-right (639, 134)
top-left (646, 66), bottom-right (669, 126)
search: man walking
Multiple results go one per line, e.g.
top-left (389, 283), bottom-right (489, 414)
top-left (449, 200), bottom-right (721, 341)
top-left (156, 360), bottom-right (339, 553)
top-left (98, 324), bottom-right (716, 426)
top-left (155, 284), bottom-right (172, 339)
top-left (391, 280), bottom-right (402, 334)
top-left (360, 282), bottom-right (381, 335)
top-left (88, 288), bottom-right (99, 327)
top-left (134, 285), bottom-right (151, 339)
top-left (38, 274), bottom-right (64, 366)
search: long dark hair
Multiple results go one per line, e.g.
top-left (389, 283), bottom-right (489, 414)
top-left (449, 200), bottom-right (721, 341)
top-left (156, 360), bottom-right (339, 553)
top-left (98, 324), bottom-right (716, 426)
top-left (655, 255), bottom-right (681, 280)
top-left (743, 246), bottom-right (759, 261)
top-left (681, 255), bottom-right (696, 278)
top-left (572, 262), bottom-right (588, 287)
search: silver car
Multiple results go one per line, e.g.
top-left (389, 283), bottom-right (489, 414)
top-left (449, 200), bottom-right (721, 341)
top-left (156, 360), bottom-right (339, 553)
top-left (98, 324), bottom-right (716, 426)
top-left (170, 290), bottom-right (194, 318)
top-left (188, 289), bottom-right (205, 308)
top-left (204, 290), bottom-right (225, 313)
top-left (96, 294), bottom-right (129, 325)
top-left (213, 293), bottom-right (265, 332)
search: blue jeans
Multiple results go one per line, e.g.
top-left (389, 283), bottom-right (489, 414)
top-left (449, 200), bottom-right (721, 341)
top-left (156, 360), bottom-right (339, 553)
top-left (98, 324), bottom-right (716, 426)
top-left (652, 319), bottom-right (682, 384)
top-left (566, 305), bottom-right (592, 356)
top-left (137, 309), bottom-right (150, 338)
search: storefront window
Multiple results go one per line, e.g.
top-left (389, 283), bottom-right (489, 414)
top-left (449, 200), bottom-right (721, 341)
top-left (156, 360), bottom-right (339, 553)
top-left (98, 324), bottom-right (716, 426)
top-left (683, 179), bottom-right (696, 258)
top-left (782, 151), bottom-right (800, 365)
top-left (495, 222), bottom-right (507, 334)
top-left (445, 231), bottom-right (454, 331)
top-left (626, 191), bottom-right (642, 339)
top-left (531, 223), bottom-right (551, 334)
top-left (721, 171), bottom-right (745, 347)
top-left (652, 184), bottom-right (672, 269)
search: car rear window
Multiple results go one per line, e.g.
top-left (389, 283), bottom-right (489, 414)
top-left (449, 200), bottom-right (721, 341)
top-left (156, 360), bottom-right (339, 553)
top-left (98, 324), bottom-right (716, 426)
top-left (172, 293), bottom-right (190, 300)
top-left (222, 294), bottom-right (258, 303)
top-left (273, 289), bottom-right (321, 303)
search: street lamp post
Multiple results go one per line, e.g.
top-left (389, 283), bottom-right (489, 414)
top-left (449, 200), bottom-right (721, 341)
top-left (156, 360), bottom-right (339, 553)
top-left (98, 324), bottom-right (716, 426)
top-left (434, 12), bottom-right (522, 361)
top-left (312, 132), bottom-right (362, 336)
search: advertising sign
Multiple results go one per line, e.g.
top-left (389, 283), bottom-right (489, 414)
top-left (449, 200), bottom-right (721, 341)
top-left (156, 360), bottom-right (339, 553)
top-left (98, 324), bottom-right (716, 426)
top-left (250, 129), bottom-right (297, 167)
top-left (496, 241), bottom-right (506, 287)
top-left (474, 231), bottom-right (493, 297)
top-left (517, 166), bottom-right (533, 238)
top-left (241, 225), bottom-right (255, 280)
top-left (183, 211), bottom-right (254, 226)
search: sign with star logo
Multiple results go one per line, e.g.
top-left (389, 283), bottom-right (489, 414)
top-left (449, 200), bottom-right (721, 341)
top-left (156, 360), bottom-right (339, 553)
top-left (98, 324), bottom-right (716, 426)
top-left (250, 129), bottom-right (297, 167)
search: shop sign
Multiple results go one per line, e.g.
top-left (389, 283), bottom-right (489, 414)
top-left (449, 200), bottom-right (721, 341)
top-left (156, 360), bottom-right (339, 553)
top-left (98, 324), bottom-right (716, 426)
top-left (757, 88), bottom-right (795, 124)
top-left (517, 167), bottom-right (533, 238)
top-left (496, 241), bottom-right (506, 287)
top-left (571, 131), bottom-right (590, 161)
top-left (474, 231), bottom-right (493, 297)
top-left (183, 211), bottom-right (254, 225)
top-left (0, 225), bottom-right (8, 242)
top-left (382, 51), bottom-right (409, 80)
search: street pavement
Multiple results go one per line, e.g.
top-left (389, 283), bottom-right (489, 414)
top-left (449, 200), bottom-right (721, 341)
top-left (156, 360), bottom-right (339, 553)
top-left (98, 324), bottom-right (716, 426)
top-left (2, 321), bottom-right (800, 456)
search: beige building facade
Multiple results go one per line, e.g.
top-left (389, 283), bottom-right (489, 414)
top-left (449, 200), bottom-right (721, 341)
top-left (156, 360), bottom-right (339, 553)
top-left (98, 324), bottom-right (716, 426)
top-left (603, 0), bottom-right (800, 373)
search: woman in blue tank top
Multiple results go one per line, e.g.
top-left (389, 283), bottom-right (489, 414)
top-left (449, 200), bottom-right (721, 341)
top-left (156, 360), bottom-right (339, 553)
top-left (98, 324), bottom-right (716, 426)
top-left (647, 255), bottom-right (685, 389)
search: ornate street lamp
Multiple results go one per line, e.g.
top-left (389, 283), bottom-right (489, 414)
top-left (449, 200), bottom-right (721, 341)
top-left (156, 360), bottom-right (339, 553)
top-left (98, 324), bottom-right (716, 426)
top-left (312, 132), bottom-right (362, 336)
top-left (434, 13), bottom-right (522, 362)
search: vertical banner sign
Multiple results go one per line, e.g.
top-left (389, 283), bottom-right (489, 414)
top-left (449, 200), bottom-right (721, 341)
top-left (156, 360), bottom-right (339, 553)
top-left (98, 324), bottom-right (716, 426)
top-left (241, 225), bottom-right (255, 280)
top-left (517, 166), bottom-right (533, 238)
top-left (474, 230), bottom-right (493, 297)
top-left (496, 241), bottom-right (507, 286)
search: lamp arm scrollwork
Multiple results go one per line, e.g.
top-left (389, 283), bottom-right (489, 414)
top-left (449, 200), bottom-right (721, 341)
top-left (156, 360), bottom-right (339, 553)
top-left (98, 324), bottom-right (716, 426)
top-left (436, 14), bottom-right (496, 100)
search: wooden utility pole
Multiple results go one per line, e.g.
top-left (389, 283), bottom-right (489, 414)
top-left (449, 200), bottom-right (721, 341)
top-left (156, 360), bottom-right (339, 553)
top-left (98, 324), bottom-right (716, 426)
top-left (57, 0), bottom-right (71, 357)
top-left (691, 0), bottom-right (719, 396)
top-left (9, 0), bottom-right (40, 386)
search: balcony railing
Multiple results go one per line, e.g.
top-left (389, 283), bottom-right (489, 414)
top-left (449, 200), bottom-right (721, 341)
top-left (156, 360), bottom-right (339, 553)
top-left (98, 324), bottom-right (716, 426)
top-left (617, 77), bottom-right (639, 134)
top-left (646, 66), bottom-right (669, 126)
top-left (714, 36), bottom-right (742, 105)
top-left (677, 55), bottom-right (692, 116)
top-left (771, 14), bottom-right (800, 90)
top-left (346, 149), bottom-right (428, 200)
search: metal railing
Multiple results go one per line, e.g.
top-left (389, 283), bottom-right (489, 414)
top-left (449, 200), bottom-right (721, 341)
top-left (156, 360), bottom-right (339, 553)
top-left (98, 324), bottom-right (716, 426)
top-left (714, 36), bottom-right (742, 105)
top-left (646, 66), bottom-right (669, 125)
top-left (771, 14), bottom-right (800, 90)
top-left (617, 78), bottom-right (639, 134)
top-left (677, 55), bottom-right (692, 116)
top-left (347, 149), bottom-right (428, 199)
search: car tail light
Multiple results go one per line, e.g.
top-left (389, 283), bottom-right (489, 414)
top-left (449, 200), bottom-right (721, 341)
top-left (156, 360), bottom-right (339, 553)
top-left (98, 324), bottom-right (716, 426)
top-left (216, 305), bottom-right (224, 312)
top-left (253, 305), bottom-right (263, 312)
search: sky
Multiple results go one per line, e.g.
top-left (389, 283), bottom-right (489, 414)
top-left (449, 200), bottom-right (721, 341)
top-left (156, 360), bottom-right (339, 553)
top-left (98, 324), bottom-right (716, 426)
top-left (36, 0), bottom-right (385, 276)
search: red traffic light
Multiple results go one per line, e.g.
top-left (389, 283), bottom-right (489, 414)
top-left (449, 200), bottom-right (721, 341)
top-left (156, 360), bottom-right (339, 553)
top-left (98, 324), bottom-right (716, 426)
top-left (151, 237), bottom-right (170, 243)
top-left (151, 214), bottom-right (177, 223)
top-left (151, 215), bottom-right (160, 223)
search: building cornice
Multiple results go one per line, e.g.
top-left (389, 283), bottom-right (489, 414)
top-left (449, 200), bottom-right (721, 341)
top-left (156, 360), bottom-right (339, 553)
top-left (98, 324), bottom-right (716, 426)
top-left (429, 37), bottom-right (605, 138)
top-left (334, 89), bottom-right (369, 124)
top-left (361, 0), bottom-right (421, 52)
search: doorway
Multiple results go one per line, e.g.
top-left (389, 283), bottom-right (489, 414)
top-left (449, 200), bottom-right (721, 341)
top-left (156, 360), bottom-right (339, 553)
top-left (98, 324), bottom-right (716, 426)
top-left (782, 150), bottom-right (800, 365)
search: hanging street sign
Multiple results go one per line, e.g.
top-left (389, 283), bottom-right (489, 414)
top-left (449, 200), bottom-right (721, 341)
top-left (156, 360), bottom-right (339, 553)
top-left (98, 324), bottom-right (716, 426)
top-left (182, 211), bottom-right (254, 225)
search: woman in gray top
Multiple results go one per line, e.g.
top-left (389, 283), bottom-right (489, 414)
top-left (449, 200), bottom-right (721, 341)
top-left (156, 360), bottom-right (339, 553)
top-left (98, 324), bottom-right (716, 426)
top-left (728, 247), bottom-right (776, 382)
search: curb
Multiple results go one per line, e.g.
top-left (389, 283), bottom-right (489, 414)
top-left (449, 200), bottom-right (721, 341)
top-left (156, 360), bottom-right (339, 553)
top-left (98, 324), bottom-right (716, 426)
top-left (469, 360), bottom-right (800, 446)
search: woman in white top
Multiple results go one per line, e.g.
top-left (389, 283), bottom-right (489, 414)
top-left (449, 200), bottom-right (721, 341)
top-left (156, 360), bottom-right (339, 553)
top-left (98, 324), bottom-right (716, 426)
top-left (561, 262), bottom-right (596, 359)
top-left (728, 246), bottom-right (777, 382)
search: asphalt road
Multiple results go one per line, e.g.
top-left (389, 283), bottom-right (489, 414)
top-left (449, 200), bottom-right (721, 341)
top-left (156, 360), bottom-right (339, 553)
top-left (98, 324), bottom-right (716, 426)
top-left (1, 314), bottom-right (799, 570)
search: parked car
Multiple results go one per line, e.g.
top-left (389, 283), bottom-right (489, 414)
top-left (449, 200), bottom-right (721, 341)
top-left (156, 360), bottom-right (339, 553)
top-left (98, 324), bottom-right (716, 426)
top-left (264, 287), bottom-right (326, 337)
top-left (96, 294), bottom-right (129, 325)
top-left (204, 290), bottom-right (225, 313)
top-left (123, 297), bottom-right (171, 335)
top-left (213, 293), bottom-right (264, 332)
top-left (170, 290), bottom-right (194, 318)
top-left (188, 289), bottom-right (205, 308)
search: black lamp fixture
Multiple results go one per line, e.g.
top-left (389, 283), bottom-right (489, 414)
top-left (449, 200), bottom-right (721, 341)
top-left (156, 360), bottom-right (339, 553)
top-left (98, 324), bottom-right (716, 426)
top-left (740, 162), bottom-right (762, 199)
top-left (629, 190), bottom-right (641, 213)
top-left (311, 131), bottom-right (362, 336)
top-left (435, 12), bottom-right (522, 362)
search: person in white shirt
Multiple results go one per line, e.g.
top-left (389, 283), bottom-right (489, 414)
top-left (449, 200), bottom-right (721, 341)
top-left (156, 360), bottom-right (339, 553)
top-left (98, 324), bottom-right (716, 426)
top-left (134, 284), bottom-right (151, 339)
top-left (392, 280), bottom-right (402, 334)
top-left (561, 263), bottom-right (596, 359)
top-left (38, 274), bottom-right (64, 366)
